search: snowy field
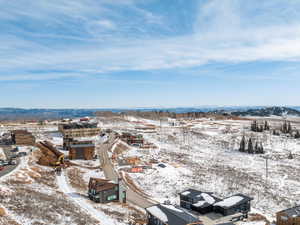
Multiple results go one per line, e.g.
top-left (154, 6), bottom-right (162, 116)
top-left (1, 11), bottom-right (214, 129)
top-left (1, 116), bottom-right (300, 224)
top-left (99, 115), bottom-right (300, 223)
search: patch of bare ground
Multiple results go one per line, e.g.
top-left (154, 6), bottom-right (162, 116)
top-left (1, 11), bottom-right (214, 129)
top-left (66, 167), bottom-right (87, 192)
top-left (0, 187), bottom-right (99, 225)
top-left (249, 213), bottom-right (270, 225)
top-left (66, 167), bottom-right (146, 223)
top-left (0, 216), bottom-right (21, 225)
top-left (93, 203), bottom-right (146, 224)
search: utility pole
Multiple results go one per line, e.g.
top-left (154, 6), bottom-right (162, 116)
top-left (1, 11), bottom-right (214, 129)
top-left (265, 156), bottom-right (269, 189)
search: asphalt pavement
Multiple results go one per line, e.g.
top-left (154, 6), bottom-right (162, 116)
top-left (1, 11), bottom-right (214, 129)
top-left (0, 145), bottom-right (19, 178)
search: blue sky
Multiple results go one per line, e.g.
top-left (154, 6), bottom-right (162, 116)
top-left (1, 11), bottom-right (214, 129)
top-left (1, 0), bottom-right (300, 108)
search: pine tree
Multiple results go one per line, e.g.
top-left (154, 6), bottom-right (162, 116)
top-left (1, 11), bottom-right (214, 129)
top-left (251, 121), bottom-right (256, 132)
top-left (288, 122), bottom-right (292, 134)
top-left (288, 151), bottom-right (293, 159)
top-left (282, 121), bottom-right (288, 134)
top-left (264, 121), bottom-right (270, 130)
top-left (248, 138), bottom-right (254, 154)
top-left (260, 125), bottom-right (264, 132)
top-left (295, 130), bottom-right (300, 139)
top-left (255, 142), bottom-right (259, 154)
top-left (239, 136), bottom-right (246, 152)
top-left (259, 142), bottom-right (264, 154)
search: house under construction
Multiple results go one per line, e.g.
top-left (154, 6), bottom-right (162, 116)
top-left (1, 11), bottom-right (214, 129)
top-left (11, 130), bottom-right (35, 146)
top-left (59, 122), bottom-right (100, 138)
top-left (68, 139), bottom-right (95, 160)
top-left (121, 132), bottom-right (144, 146)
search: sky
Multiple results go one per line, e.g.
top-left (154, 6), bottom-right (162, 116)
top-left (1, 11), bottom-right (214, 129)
top-left (1, 0), bottom-right (300, 108)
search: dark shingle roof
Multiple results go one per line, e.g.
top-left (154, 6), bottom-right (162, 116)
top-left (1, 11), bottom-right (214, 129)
top-left (146, 204), bottom-right (202, 225)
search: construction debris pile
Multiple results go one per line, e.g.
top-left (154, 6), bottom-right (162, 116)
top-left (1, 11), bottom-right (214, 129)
top-left (11, 130), bottom-right (35, 146)
top-left (36, 141), bottom-right (65, 167)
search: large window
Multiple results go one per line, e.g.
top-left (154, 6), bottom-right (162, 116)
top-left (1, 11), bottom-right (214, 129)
top-left (107, 195), bottom-right (117, 201)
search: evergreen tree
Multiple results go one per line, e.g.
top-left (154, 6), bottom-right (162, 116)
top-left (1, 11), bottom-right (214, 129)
top-left (282, 121), bottom-right (288, 134)
top-left (258, 142), bottom-right (264, 154)
top-left (264, 121), bottom-right (270, 130)
top-left (251, 121), bottom-right (256, 132)
top-left (248, 138), bottom-right (254, 154)
top-left (295, 130), bottom-right (300, 139)
top-left (288, 151), bottom-right (293, 159)
top-left (288, 122), bottom-right (292, 134)
top-left (255, 142), bottom-right (259, 154)
top-left (259, 125), bottom-right (264, 132)
top-left (239, 136), bottom-right (246, 152)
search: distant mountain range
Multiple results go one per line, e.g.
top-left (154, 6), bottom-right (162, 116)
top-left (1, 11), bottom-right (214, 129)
top-left (0, 106), bottom-right (299, 120)
top-left (227, 106), bottom-right (300, 117)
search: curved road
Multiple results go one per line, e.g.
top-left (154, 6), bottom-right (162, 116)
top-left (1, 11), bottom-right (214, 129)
top-left (98, 134), bottom-right (157, 209)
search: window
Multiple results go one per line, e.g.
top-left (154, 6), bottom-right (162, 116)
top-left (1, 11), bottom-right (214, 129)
top-left (107, 195), bottom-right (117, 201)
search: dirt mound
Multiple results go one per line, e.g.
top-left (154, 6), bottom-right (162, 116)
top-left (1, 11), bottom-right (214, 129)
top-left (0, 207), bottom-right (6, 216)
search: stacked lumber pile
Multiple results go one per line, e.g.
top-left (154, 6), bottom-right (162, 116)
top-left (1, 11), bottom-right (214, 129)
top-left (36, 141), bottom-right (64, 167)
top-left (11, 130), bottom-right (35, 146)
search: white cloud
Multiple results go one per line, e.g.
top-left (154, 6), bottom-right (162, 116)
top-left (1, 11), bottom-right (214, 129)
top-left (2, 0), bottom-right (300, 81)
top-left (96, 20), bottom-right (117, 30)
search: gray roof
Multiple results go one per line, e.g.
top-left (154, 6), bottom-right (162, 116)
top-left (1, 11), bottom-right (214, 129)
top-left (279, 205), bottom-right (300, 218)
top-left (213, 194), bottom-right (253, 209)
top-left (70, 144), bottom-right (95, 148)
top-left (180, 189), bottom-right (217, 199)
top-left (215, 223), bottom-right (235, 225)
top-left (146, 204), bottom-right (201, 225)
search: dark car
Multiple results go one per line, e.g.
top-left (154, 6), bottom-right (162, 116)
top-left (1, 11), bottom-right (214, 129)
top-left (9, 159), bottom-right (17, 165)
top-left (11, 148), bottom-right (19, 152)
top-left (10, 154), bottom-right (18, 159)
top-left (1, 161), bottom-right (9, 166)
top-left (158, 163), bottom-right (166, 168)
top-left (18, 152), bottom-right (27, 157)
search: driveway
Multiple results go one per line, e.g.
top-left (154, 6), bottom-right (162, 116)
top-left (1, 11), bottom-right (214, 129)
top-left (98, 134), bottom-right (157, 209)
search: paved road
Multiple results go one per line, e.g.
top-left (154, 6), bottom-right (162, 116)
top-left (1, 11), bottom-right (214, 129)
top-left (98, 134), bottom-right (157, 209)
top-left (0, 145), bottom-right (19, 178)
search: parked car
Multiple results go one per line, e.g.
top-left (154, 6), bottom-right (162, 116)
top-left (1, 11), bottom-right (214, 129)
top-left (9, 159), bottom-right (17, 165)
top-left (158, 163), bottom-right (166, 168)
top-left (0, 166), bottom-right (5, 171)
top-left (11, 147), bottom-right (19, 152)
top-left (10, 154), bottom-right (18, 159)
top-left (1, 161), bottom-right (9, 166)
top-left (18, 152), bottom-right (27, 157)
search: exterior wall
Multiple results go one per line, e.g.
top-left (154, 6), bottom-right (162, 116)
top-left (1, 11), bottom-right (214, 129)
top-left (89, 186), bottom-right (119, 203)
top-left (62, 128), bottom-right (100, 138)
top-left (69, 146), bottom-right (94, 160)
top-left (214, 201), bottom-right (251, 216)
top-left (102, 187), bottom-right (119, 203)
top-left (277, 212), bottom-right (300, 225)
top-left (180, 195), bottom-right (201, 210)
top-left (147, 214), bottom-right (167, 225)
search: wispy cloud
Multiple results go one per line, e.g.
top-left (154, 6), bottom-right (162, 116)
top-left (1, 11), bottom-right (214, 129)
top-left (1, 0), bottom-right (300, 82)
